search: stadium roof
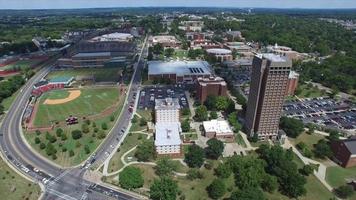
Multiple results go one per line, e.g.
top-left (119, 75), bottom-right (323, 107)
top-left (155, 122), bottom-right (182, 146)
top-left (148, 60), bottom-right (212, 76)
top-left (49, 76), bottom-right (74, 84)
top-left (72, 52), bottom-right (111, 58)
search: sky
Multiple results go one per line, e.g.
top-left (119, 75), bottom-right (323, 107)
top-left (0, 0), bottom-right (356, 9)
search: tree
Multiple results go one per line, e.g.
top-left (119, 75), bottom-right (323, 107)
top-left (215, 163), bottom-right (232, 179)
top-left (119, 166), bottom-right (144, 189)
top-left (34, 137), bottom-right (41, 144)
top-left (139, 117), bottom-right (147, 126)
top-left (71, 130), bottom-right (82, 140)
top-left (45, 143), bottom-right (57, 156)
top-left (82, 123), bottom-right (90, 133)
top-left (135, 140), bottom-right (155, 161)
top-left (84, 145), bottom-right (90, 154)
top-left (181, 120), bottom-right (190, 132)
top-left (101, 122), bottom-right (108, 130)
top-left (186, 169), bottom-right (203, 180)
top-left (257, 145), bottom-right (306, 198)
top-left (184, 144), bottom-right (205, 168)
top-left (215, 96), bottom-right (229, 111)
top-left (155, 157), bottom-right (177, 176)
top-left (0, 104), bottom-right (4, 115)
top-left (279, 116), bottom-right (304, 138)
top-left (56, 128), bottom-right (63, 137)
top-left (334, 185), bottom-right (354, 199)
top-left (150, 177), bottom-right (178, 200)
top-left (97, 131), bottom-right (106, 139)
top-left (313, 139), bottom-right (333, 159)
top-left (181, 108), bottom-right (190, 116)
top-left (261, 174), bottom-right (278, 193)
top-left (327, 129), bottom-right (340, 142)
top-left (228, 112), bottom-right (242, 133)
top-left (299, 164), bottom-right (315, 176)
top-left (230, 187), bottom-right (266, 200)
top-left (207, 179), bottom-right (226, 199)
top-left (39, 143), bottom-right (46, 149)
top-left (69, 150), bottom-right (75, 157)
top-left (164, 48), bottom-right (175, 57)
top-left (210, 111), bottom-right (218, 119)
top-left (205, 138), bottom-right (224, 159)
top-left (194, 105), bottom-right (208, 122)
top-left (61, 133), bottom-right (67, 141)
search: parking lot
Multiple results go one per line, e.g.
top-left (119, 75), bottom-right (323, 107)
top-left (283, 97), bottom-right (356, 132)
top-left (138, 85), bottom-right (189, 109)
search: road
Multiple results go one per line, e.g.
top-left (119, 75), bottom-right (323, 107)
top-left (0, 36), bottom-right (148, 200)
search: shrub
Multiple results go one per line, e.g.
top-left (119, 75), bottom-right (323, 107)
top-left (186, 169), bottom-right (203, 180)
top-left (61, 133), bottom-right (67, 141)
top-left (101, 122), bottom-right (108, 130)
top-left (84, 145), bottom-right (90, 154)
top-left (82, 123), bottom-right (90, 133)
top-left (35, 130), bottom-right (41, 135)
top-left (69, 150), bottom-right (75, 157)
top-left (71, 130), bottom-right (82, 140)
top-left (34, 137), bottom-right (41, 144)
top-left (97, 131), bottom-right (106, 139)
top-left (335, 185), bottom-right (354, 199)
top-left (39, 143), bottom-right (46, 149)
top-left (56, 128), bottom-right (63, 137)
top-left (110, 115), bottom-right (115, 122)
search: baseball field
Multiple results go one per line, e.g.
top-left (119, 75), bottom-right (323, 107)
top-left (33, 87), bottom-right (120, 127)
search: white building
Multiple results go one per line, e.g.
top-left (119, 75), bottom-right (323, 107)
top-left (155, 98), bottom-right (180, 123)
top-left (90, 32), bottom-right (133, 42)
top-left (203, 120), bottom-right (234, 141)
top-left (155, 122), bottom-right (182, 155)
top-left (154, 98), bottom-right (182, 156)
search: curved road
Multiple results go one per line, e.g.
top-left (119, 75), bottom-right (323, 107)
top-left (0, 37), bottom-right (148, 200)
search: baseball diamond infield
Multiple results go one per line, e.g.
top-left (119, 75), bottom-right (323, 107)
top-left (43, 90), bottom-right (81, 105)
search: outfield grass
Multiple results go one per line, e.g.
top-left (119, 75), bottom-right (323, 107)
top-left (34, 87), bottom-right (119, 127)
top-left (46, 67), bottom-right (123, 82)
top-left (326, 166), bottom-right (356, 188)
top-left (107, 133), bottom-right (147, 173)
top-left (0, 158), bottom-right (41, 200)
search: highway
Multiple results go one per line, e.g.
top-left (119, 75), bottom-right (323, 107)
top-left (0, 36), bottom-right (148, 200)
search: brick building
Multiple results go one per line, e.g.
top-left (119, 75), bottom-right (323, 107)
top-left (245, 54), bottom-right (292, 140)
top-left (286, 71), bottom-right (299, 95)
top-left (196, 76), bottom-right (227, 104)
top-left (202, 120), bottom-right (234, 142)
top-left (331, 137), bottom-right (356, 168)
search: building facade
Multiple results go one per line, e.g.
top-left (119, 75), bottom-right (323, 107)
top-left (154, 98), bottom-right (182, 157)
top-left (245, 54), bottom-right (292, 140)
top-left (203, 120), bottom-right (234, 142)
top-left (331, 137), bottom-right (356, 168)
top-left (196, 76), bottom-right (227, 103)
top-left (286, 71), bottom-right (300, 96)
top-left (206, 48), bottom-right (233, 62)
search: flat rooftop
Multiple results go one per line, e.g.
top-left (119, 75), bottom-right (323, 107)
top-left (257, 53), bottom-right (287, 62)
top-left (155, 122), bottom-right (182, 146)
top-left (203, 120), bottom-right (233, 135)
top-left (148, 60), bottom-right (212, 76)
top-left (155, 98), bottom-right (180, 110)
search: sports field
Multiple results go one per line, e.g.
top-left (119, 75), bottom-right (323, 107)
top-left (1, 60), bottom-right (42, 71)
top-left (34, 87), bottom-right (119, 127)
top-left (46, 67), bottom-right (123, 82)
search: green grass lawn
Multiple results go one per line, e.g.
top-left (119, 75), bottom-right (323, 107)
top-left (183, 132), bottom-right (198, 141)
top-left (1, 90), bottom-right (20, 111)
top-left (326, 166), bottom-right (356, 188)
top-left (46, 67), bottom-right (123, 82)
top-left (289, 132), bottom-right (325, 150)
top-left (1, 60), bottom-right (42, 71)
top-left (25, 88), bottom-right (125, 167)
top-left (107, 133), bottom-right (147, 173)
top-left (173, 50), bottom-right (188, 59)
top-left (0, 158), bottom-right (41, 200)
top-left (296, 83), bottom-right (327, 99)
top-left (136, 109), bottom-right (153, 122)
top-left (265, 174), bottom-right (335, 200)
top-left (34, 87), bottom-right (119, 127)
